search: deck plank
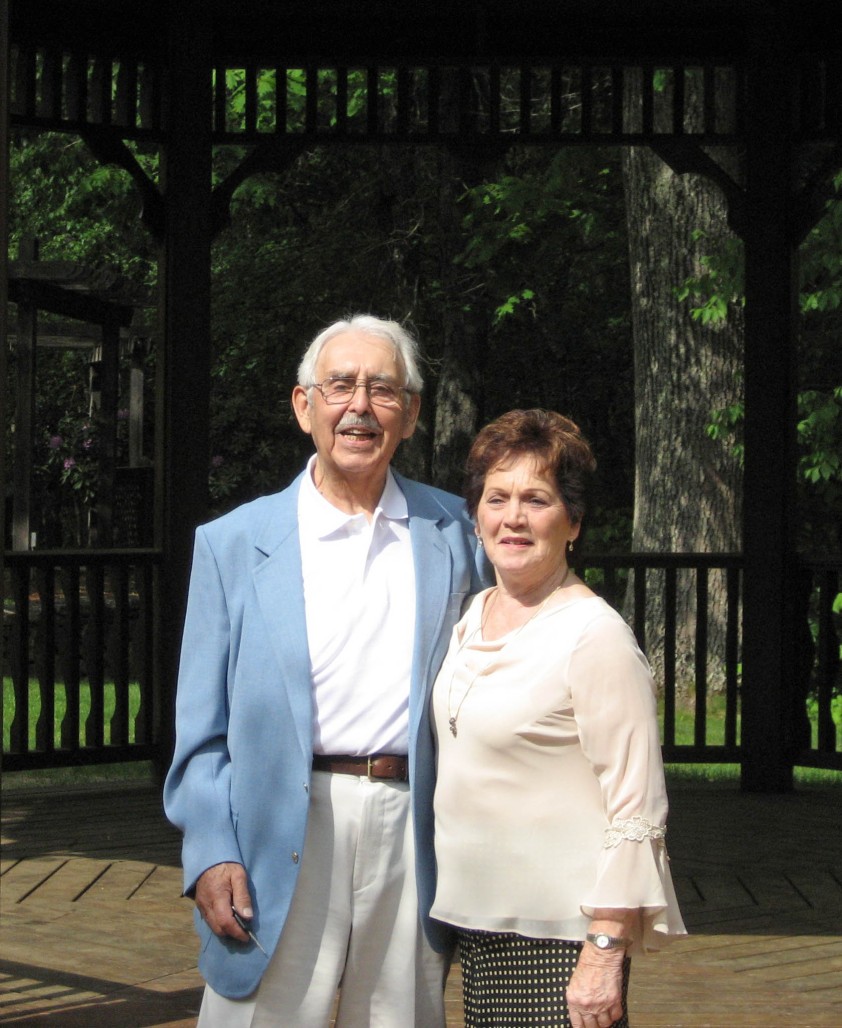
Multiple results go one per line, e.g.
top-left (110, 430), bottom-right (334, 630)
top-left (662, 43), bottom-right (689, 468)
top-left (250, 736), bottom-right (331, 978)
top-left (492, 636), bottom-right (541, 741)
top-left (1, 778), bottom-right (840, 1026)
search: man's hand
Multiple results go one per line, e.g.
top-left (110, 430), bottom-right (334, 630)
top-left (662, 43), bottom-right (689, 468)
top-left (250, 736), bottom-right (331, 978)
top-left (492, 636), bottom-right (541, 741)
top-left (194, 861), bottom-right (253, 942)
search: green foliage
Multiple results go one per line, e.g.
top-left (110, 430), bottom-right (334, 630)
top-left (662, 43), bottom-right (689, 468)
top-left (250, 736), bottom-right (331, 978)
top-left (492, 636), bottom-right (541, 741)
top-left (9, 131), bottom-right (157, 278)
top-left (675, 231), bottom-right (744, 324)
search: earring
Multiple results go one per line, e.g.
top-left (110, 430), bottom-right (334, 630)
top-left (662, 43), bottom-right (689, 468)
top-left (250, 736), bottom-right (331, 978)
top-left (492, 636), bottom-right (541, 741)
top-left (567, 539), bottom-right (574, 554)
top-left (477, 538), bottom-right (484, 547)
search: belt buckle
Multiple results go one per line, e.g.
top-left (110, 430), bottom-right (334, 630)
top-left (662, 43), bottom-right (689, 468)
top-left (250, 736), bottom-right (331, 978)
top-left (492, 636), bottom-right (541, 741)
top-left (367, 755), bottom-right (377, 780)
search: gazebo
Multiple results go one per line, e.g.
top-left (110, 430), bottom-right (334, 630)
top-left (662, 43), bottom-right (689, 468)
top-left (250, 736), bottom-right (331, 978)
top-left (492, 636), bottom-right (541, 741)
top-left (2, 0), bottom-right (841, 788)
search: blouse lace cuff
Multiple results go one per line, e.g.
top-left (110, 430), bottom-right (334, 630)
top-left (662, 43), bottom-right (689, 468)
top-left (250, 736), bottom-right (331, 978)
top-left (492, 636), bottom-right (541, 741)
top-left (604, 815), bottom-right (666, 849)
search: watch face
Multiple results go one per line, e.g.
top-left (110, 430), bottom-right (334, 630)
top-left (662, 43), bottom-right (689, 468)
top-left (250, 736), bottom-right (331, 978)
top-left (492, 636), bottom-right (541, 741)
top-left (595, 934), bottom-right (610, 948)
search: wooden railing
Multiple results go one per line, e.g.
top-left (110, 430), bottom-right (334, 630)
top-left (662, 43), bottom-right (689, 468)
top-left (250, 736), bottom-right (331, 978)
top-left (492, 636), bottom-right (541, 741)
top-left (9, 45), bottom-right (842, 147)
top-left (577, 554), bottom-right (840, 771)
top-left (2, 550), bottom-right (839, 772)
top-left (2, 550), bottom-right (161, 771)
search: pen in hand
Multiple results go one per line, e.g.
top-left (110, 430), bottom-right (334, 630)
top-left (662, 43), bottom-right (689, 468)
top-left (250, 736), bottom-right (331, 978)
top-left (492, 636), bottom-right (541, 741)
top-left (231, 905), bottom-right (268, 956)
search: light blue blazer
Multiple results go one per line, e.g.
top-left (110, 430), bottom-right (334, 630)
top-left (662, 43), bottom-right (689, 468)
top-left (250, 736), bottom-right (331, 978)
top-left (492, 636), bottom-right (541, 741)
top-left (163, 469), bottom-right (487, 999)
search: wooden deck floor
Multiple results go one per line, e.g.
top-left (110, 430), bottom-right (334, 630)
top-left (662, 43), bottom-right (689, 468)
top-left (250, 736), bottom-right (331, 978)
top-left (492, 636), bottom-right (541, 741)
top-left (1, 777), bottom-right (841, 1027)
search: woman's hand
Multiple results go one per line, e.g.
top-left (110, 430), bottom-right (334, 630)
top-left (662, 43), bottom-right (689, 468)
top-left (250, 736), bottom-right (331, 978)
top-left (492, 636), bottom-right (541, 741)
top-left (567, 911), bottom-right (635, 1028)
top-left (566, 944), bottom-right (625, 1028)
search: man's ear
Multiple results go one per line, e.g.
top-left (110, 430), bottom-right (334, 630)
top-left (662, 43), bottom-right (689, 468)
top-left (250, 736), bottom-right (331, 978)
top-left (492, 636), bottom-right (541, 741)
top-left (401, 393), bottom-right (422, 440)
top-left (291, 385), bottom-right (313, 435)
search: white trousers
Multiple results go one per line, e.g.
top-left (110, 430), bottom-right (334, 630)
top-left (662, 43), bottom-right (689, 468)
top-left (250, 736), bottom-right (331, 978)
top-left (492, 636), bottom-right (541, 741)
top-left (197, 771), bottom-right (448, 1028)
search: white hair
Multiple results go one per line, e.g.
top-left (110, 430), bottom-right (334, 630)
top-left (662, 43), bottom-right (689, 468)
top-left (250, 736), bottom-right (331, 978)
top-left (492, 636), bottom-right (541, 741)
top-left (297, 315), bottom-right (424, 396)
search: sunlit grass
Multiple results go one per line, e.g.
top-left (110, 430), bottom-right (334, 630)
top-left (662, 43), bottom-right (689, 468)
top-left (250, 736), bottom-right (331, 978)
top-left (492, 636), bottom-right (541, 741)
top-left (3, 677), bottom-right (143, 750)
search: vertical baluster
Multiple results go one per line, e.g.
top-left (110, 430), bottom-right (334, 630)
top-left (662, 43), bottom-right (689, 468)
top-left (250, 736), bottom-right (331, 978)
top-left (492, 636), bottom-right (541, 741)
top-left (633, 560), bottom-right (647, 654)
top-left (458, 66), bottom-right (472, 137)
top-left (816, 569), bottom-right (839, 753)
top-left (85, 563), bottom-right (106, 748)
top-left (611, 65), bottom-right (624, 135)
top-left (641, 64), bottom-right (654, 136)
top-left (276, 67), bottom-right (288, 134)
top-left (41, 48), bottom-right (63, 122)
top-left (825, 58), bottom-right (842, 134)
top-left (110, 565), bottom-right (130, 746)
top-left (428, 66), bottom-right (440, 136)
top-left (8, 563), bottom-right (30, 754)
top-left (724, 564), bottom-right (740, 749)
top-left (519, 64), bottom-right (531, 135)
top-left (61, 564), bottom-right (82, 751)
top-left (694, 566), bottom-right (709, 748)
top-left (134, 562), bottom-right (155, 744)
top-left (367, 67), bottom-right (379, 135)
top-left (115, 58), bottom-right (137, 128)
top-left (306, 66), bottom-right (318, 133)
top-left (396, 67), bottom-right (409, 135)
top-left (245, 65), bottom-right (257, 134)
top-left (663, 566), bottom-right (678, 747)
top-left (89, 56), bottom-right (112, 125)
top-left (580, 65), bottom-right (593, 137)
top-left (703, 64), bottom-right (716, 135)
top-left (15, 44), bottom-right (37, 117)
top-left (65, 51), bottom-right (87, 125)
top-left (35, 565), bottom-right (56, 753)
top-left (672, 65), bottom-right (685, 135)
top-left (213, 65), bottom-right (227, 134)
top-left (336, 67), bottom-right (349, 134)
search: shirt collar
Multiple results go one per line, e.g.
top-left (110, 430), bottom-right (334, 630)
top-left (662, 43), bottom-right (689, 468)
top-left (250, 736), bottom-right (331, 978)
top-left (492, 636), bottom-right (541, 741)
top-left (300, 454), bottom-right (408, 539)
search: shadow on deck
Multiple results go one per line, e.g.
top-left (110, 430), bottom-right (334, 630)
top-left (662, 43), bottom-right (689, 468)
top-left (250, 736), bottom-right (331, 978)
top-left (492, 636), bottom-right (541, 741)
top-left (1, 778), bottom-right (841, 1026)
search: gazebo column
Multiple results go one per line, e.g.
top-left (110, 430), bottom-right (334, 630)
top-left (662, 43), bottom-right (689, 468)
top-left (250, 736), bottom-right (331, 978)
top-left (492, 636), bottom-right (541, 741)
top-left (155, 2), bottom-right (213, 774)
top-left (740, 30), bottom-right (799, 792)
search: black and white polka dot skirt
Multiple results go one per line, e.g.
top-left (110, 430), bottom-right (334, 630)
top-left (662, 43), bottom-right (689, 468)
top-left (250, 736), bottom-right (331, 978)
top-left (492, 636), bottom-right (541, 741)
top-left (456, 929), bottom-right (631, 1028)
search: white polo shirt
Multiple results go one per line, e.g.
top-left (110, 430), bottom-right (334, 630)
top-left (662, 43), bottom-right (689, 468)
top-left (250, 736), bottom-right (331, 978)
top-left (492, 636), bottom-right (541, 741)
top-left (298, 456), bottom-right (416, 756)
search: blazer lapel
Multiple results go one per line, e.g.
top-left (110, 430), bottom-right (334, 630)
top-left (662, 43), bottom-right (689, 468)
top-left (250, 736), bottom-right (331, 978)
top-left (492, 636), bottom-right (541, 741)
top-left (252, 476), bottom-right (313, 764)
top-left (401, 480), bottom-right (453, 743)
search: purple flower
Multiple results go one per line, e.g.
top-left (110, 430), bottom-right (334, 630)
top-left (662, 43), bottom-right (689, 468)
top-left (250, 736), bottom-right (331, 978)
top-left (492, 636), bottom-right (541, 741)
top-left (211, 455), bottom-right (224, 468)
top-left (82, 437), bottom-right (94, 450)
top-left (49, 435), bottom-right (63, 449)
top-left (117, 408), bottom-right (129, 421)
top-left (63, 457), bottom-right (76, 471)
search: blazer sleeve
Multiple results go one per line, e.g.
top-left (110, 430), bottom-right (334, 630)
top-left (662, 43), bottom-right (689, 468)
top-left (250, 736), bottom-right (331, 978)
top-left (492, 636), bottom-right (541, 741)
top-left (163, 525), bottom-right (244, 895)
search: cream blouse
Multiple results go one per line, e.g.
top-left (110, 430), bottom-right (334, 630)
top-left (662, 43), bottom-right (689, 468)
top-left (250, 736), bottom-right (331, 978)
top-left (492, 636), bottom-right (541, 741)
top-left (431, 590), bottom-right (687, 953)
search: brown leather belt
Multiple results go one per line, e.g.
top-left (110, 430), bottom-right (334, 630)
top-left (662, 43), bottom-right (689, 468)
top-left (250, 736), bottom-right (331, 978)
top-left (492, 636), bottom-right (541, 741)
top-left (312, 753), bottom-right (409, 781)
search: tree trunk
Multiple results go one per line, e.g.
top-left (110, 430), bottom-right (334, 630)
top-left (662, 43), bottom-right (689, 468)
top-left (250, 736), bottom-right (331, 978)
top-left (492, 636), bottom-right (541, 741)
top-left (622, 98), bottom-right (743, 693)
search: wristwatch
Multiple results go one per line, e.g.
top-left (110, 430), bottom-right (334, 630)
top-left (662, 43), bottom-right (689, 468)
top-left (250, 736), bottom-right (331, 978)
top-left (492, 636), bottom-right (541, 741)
top-left (586, 932), bottom-right (632, 950)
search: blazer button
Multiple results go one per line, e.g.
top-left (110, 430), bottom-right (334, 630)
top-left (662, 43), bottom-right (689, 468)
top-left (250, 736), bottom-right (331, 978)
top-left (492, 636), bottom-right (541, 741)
top-left (292, 851), bottom-right (299, 864)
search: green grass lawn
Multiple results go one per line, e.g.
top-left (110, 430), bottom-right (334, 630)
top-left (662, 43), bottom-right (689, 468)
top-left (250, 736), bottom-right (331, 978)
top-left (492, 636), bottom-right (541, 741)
top-left (3, 677), bottom-right (143, 750)
top-left (4, 677), bottom-right (840, 791)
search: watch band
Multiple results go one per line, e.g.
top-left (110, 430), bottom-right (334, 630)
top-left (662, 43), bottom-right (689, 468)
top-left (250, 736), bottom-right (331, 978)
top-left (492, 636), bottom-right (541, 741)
top-left (586, 932), bottom-right (633, 950)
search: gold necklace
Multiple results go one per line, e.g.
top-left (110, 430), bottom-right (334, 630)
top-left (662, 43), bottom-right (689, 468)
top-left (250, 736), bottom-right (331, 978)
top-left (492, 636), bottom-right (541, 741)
top-left (446, 566), bottom-right (571, 738)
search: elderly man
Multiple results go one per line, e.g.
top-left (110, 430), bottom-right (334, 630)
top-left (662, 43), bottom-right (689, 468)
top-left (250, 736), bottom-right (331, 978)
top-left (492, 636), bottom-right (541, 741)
top-left (164, 315), bottom-right (487, 1026)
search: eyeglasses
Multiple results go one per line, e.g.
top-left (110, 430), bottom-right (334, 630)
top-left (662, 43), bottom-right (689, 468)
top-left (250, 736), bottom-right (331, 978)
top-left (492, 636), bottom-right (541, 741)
top-left (310, 376), bottom-right (409, 408)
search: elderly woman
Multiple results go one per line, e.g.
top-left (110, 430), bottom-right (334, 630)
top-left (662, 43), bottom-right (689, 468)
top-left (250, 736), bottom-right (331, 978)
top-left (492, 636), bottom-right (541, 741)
top-left (431, 410), bottom-right (686, 1028)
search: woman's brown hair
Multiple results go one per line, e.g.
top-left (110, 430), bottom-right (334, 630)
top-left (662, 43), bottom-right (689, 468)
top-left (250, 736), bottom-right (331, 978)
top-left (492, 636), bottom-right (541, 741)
top-left (464, 409), bottom-right (596, 523)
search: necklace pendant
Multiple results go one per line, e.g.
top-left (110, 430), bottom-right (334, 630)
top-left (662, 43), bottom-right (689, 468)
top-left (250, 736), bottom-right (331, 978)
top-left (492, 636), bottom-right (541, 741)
top-left (449, 717), bottom-right (458, 737)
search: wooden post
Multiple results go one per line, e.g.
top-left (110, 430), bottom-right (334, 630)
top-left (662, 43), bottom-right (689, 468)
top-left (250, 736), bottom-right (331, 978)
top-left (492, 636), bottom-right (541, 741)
top-left (740, 25), bottom-right (798, 792)
top-left (128, 337), bottom-right (147, 467)
top-left (0, 0), bottom-right (8, 557)
top-left (154, 2), bottom-right (213, 775)
top-left (95, 321), bottom-right (119, 547)
top-left (12, 239), bottom-right (38, 550)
